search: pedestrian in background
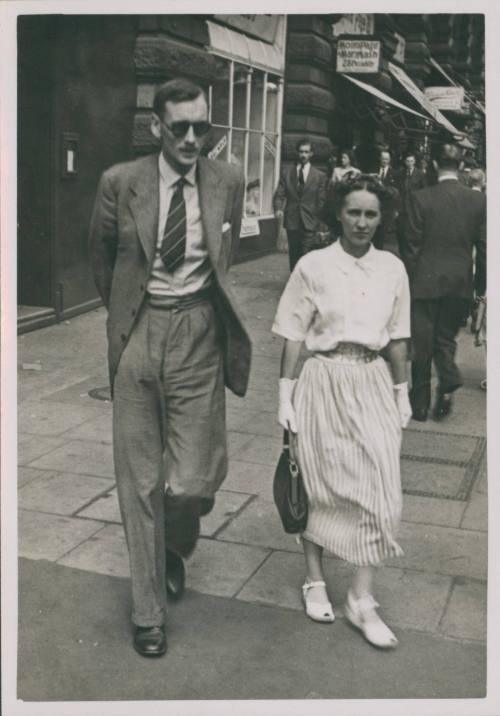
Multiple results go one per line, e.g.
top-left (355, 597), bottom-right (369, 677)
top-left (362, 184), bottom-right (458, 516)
top-left (273, 175), bottom-right (411, 650)
top-left (273, 138), bottom-right (328, 271)
top-left (330, 149), bottom-right (361, 184)
top-left (89, 78), bottom-right (251, 658)
top-left (376, 149), bottom-right (398, 187)
top-left (402, 143), bottom-right (486, 422)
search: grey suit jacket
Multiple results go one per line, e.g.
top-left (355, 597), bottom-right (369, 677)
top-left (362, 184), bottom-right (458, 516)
top-left (273, 164), bottom-right (327, 231)
top-left (88, 154), bottom-right (251, 396)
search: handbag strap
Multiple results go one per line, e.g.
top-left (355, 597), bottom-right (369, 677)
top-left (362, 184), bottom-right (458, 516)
top-left (283, 429), bottom-right (298, 464)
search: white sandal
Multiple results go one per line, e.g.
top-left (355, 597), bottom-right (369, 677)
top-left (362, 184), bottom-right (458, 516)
top-left (301, 580), bottom-right (335, 623)
top-left (344, 591), bottom-right (398, 649)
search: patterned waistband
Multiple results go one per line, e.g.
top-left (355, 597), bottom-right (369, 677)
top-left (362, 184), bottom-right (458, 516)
top-left (146, 287), bottom-right (213, 311)
top-left (314, 343), bottom-right (379, 364)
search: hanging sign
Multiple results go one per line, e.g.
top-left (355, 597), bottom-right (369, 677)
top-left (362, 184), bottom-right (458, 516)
top-left (336, 39), bottom-right (381, 73)
top-left (393, 32), bottom-right (406, 63)
top-left (424, 86), bottom-right (465, 111)
top-left (208, 134), bottom-right (227, 160)
top-left (214, 15), bottom-right (280, 44)
top-left (240, 216), bottom-right (260, 238)
top-left (333, 14), bottom-right (374, 36)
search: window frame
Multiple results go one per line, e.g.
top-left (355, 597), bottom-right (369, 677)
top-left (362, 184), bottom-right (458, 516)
top-left (208, 56), bottom-right (284, 220)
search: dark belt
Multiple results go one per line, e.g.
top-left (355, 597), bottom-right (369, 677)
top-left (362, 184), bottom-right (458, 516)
top-left (146, 287), bottom-right (213, 311)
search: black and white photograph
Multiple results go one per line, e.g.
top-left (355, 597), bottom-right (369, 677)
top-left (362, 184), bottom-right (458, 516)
top-left (1, 2), bottom-right (499, 715)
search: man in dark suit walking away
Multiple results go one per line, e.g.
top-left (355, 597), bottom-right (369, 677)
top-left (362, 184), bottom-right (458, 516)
top-left (89, 79), bottom-right (251, 657)
top-left (398, 152), bottom-right (427, 209)
top-left (273, 138), bottom-right (327, 271)
top-left (402, 143), bottom-right (486, 422)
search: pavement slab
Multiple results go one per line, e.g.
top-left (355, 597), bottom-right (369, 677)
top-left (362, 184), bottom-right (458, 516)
top-left (237, 434), bottom-right (283, 466)
top-left (58, 523), bottom-right (130, 578)
top-left (18, 399), bottom-right (105, 437)
top-left (217, 496), bottom-right (303, 553)
top-left (19, 510), bottom-right (105, 561)
top-left (440, 578), bottom-right (487, 641)
top-left (17, 466), bottom-right (52, 488)
top-left (17, 558), bottom-right (486, 702)
top-left (460, 490), bottom-right (488, 531)
top-left (200, 490), bottom-right (254, 537)
top-left (18, 433), bottom-right (68, 466)
top-left (42, 375), bottom-right (112, 407)
top-left (394, 521), bottom-right (487, 580)
top-left (18, 471), bottom-right (114, 516)
top-left (401, 458), bottom-right (467, 499)
top-left (185, 538), bottom-right (270, 598)
top-left (223, 459), bottom-right (275, 496)
top-left (402, 494), bottom-right (466, 527)
top-left (62, 411), bottom-right (113, 444)
top-left (28, 439), bottom-right (115, 478)
top-left (237, 550), bottom-right (453, 634)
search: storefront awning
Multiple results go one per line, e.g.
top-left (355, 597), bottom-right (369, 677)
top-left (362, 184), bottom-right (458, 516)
top-left (341, 74), bottom-right (428, 119)
top-left (430, 57), bottom-right (485, 115)
top-left (206, 20), bottom-right (284, 75)
top-left (388, 61), bottom-right (474, 146)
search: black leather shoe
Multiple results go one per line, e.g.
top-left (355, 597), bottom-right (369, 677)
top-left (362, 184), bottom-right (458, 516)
top-left (165, 548), bottom-right (185, 601)
top-left (133, 625), bottom-right (167, 657)
top-left (411, 407), bottom-right (428, 422)
top-left (434, 393), bottom-right (453, 421)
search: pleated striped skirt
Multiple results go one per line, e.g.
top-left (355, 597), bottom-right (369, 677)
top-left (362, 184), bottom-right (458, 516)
top-left (295, 350), bottom-right (404, 566)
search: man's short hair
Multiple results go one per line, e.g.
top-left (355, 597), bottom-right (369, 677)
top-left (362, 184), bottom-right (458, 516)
top-left (469, 168), bottom-right (486, 188)
top-left (436, 143), bottom-right (462, 171)
top-left (153, 78), bottom-right (206, 118)
top-left (296, 138), bottom-right (313, 152)
top-left (404, 152), bottom-right (416, 160)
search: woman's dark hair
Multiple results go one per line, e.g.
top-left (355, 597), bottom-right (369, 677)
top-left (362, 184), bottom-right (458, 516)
top-left (339, 148), bottom-right (355, 166)
top-left (330, 174), bottom-right (394, 246)
top-left (333, 174), bottom-right (389, 214)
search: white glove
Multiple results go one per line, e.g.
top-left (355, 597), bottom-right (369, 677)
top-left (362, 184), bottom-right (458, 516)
top-left (394, 382), bottom-right (411, 429)
top-left (278, 378), bottom-right (298, 433)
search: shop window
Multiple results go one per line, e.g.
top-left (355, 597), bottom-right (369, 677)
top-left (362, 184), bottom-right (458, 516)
top-left (209, 58), bottom-right (282, 218)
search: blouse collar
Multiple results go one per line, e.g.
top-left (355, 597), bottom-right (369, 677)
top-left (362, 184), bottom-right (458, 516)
top-left (333, 240), bottom-right (377, 276)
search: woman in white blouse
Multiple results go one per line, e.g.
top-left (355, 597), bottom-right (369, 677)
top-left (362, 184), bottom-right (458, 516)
top-left (331, 149), bottom-right (361, 184)
top-left (272, 175), bottom-right (412, 649)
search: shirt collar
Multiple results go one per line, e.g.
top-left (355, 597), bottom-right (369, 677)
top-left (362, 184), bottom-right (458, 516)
top-left (438, 173), bottom-right (459, 183)
top-left (297, 162), bottom-right (310, 172)
top-left (159, 153), bottom-right (197, 188)
top-left (333, 240), bottom-right (377, 276)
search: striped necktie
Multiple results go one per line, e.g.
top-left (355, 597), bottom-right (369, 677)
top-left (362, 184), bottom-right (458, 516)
top-left (160, 178), bottom-right (187, 273)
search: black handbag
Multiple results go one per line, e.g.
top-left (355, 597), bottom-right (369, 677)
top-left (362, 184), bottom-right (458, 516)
top-left (273, 430), bottom-right (308, 534)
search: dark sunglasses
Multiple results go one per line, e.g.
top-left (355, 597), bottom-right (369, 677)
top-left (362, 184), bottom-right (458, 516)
top-left (161, 120), bottom-right (211, 139)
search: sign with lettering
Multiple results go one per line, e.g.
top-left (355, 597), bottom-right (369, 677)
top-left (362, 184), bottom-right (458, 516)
top-left (240, 216), bottom-right (260, 238)
top-left (214, 15), bottom-right (280, 44)
top-left (333, 14), bottom-right (374, 36)
top-left (208, 134), bottom-right (227, 160)
top-left (424, 86), bottom-right (465, 111)
top-left (336, 39), bottom-right (381, 73)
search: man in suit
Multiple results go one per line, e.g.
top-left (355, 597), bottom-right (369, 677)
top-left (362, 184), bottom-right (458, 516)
top-left (377, 149), bottom-right (398, 187)
top-left (401, 143), bottom-right (486, 422)
top-left (398, 152), bottom-right (427, 207)
top-left (89, 78), bottom-right (251, 657)
top-left (273, 138), bottom-right (327, 270)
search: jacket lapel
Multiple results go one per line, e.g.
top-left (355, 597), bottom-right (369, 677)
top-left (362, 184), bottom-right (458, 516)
top-left (129, 154), bottom-right (159, 266)
top-left (198, 158), bottom-right (225, 266)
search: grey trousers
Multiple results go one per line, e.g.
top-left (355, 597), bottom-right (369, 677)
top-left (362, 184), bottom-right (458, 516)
top-left (113, 299), bottom-right (227, 627)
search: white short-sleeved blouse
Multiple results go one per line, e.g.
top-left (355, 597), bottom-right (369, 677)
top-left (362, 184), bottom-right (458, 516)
top-left (272, 241), bottom-right (411, 352)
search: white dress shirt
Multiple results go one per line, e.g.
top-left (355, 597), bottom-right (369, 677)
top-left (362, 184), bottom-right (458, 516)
top-left (272, 241), bottom-right (410, 351)
top-left (147, 154), bottom-right (212, 296)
